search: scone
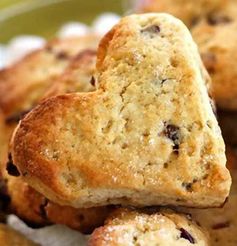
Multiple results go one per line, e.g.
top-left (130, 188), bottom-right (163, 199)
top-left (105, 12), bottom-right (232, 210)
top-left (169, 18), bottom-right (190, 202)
top-left (192, 12), bottom-right (237, 110)
top-left (12, 14), bottom-right (231, 208)
top-left (89, 208), bottom-right (209, 246)
top-left (0, 224), bottom-right (38, 246)
top-left (0, 35), bottom-right (99, 119)
top-left (6, 175), bottom-right (112, 233)
top-left (135, 0), bottom-right (226, 27)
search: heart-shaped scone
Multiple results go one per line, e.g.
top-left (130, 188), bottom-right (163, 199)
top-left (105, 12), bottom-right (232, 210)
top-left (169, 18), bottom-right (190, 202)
top-left (12, 14), bottom-right (231, 208)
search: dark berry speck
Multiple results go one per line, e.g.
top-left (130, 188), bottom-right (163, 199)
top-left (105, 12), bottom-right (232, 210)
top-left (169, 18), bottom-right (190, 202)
top-left (180, 228), bottom-right (195, 244)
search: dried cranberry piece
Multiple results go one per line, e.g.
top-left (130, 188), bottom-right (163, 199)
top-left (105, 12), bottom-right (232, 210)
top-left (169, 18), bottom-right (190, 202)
top-left (164, 124), bottom-right (180, 152)
top-left (180, 228), bottom-right (195, 244)
top-left (90, 76), bottom-right (96, 87)
top-left (56, 51), bottom-right (69, 60)
top-left (207, 15), bottom-right (232, 25)
top-left (6, 154), bottom-right (20, 177)
top-left (212, 221), bottom-right (230, 230)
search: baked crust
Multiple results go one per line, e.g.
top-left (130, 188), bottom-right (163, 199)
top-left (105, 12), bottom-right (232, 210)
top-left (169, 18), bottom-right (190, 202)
top-left (12, 14), bottom-right (231, 208)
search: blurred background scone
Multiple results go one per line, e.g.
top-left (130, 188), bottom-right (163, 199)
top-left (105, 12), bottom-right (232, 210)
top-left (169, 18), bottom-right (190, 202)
top-left (0, 35), bottom-right (99, 119)
top-left (7, 175), bottom-right (112, 233)
top-left (135, 0), bottom-right (227, 27)
top-left (192, 11), bottom-right (237, 110)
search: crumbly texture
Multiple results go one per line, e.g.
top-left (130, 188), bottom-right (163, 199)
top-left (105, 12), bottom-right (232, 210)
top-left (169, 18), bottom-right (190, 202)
top-left (12, 14), bottom-right (231, 208)
top-left (136, 0), bottom-right (226, 27)
top-left (177, 168), bottom-right (237, 246)
top-left (0, 224), bottom-right (38, 246)
top-left (88, 208), bottom-right (209, 246)
top-left (192, 10), bottom-right (237, 110)
top-left (0, 35), bottom-right (99, 119)
top-left (6, 175), bottom-right (112, 233)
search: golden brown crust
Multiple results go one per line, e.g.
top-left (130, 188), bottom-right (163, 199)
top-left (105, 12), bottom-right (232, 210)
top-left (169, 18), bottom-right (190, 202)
top-left (89, 208), bottom-right (209, 246)
top-left (0, 224), bottom-right (38, 246)
top-left (136, 0), bottom-right (227, 27)
top-left (12, 14), bottom-right (231, 208)
top-left (0, 36), bottom-right (99, 118)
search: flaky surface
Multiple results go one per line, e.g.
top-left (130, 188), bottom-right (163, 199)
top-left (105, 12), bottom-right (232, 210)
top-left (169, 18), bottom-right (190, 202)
top-left (192, 8), bottom-right (237, 110)
top-left (89, 208), bottom-right (209, 246)
top-left (0, 224), bottom-right (38, 246)
top-left (12, 14), bottom-right (231, 208)
top-left (0, 35), bottom-right (99, 118)
top-left (135, 0), bottom-right (226, 27)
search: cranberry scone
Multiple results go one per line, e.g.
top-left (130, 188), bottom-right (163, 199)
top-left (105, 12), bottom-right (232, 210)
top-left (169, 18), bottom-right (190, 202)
top-left (89, 208), bottom-right (209, 246)
top-left (12, 14), bottom-right (231, 208)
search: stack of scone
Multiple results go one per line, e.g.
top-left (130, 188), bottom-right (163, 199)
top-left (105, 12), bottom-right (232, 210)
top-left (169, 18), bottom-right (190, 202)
top-left (0, 4), bottom-right (235, 245)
